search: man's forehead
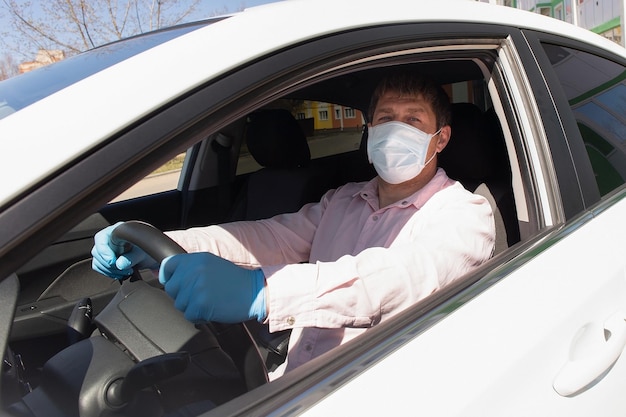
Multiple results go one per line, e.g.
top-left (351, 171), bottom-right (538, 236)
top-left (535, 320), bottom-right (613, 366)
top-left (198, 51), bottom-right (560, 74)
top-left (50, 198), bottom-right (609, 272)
top-left (375, 92), bottom-right (431, 111)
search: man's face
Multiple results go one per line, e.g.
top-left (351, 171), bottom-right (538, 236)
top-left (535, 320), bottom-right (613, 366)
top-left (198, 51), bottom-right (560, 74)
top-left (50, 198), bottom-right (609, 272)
top-left (368, 89), bottom-right (452, 188)
top-left (370, 91), bottom-right (438, 134)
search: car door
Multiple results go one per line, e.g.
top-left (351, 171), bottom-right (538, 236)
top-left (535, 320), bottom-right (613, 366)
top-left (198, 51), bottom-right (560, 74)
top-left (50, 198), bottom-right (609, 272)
top-left (295, 29), bottom-right (626, 417)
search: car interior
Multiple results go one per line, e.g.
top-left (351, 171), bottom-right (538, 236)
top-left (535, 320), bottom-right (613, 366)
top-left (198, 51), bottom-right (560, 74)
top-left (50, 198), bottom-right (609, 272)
top-left (4, 55), bottom-right (528, 416)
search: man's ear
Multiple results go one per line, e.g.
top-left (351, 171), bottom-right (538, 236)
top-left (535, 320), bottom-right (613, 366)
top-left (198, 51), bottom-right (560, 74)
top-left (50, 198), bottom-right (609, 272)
top-left (436, 125), bottom-right (451, 153)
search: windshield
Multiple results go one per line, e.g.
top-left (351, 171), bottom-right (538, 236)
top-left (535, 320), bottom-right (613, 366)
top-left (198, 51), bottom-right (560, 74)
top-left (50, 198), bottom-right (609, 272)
top-left (0, 19), bottom-right (221, 120)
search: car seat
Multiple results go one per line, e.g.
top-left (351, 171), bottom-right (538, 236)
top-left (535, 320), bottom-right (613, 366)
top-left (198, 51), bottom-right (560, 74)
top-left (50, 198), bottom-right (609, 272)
top-left (230, 108), bottom-right (334, 221)
top-left (438, 103), bottom-right (520, 254)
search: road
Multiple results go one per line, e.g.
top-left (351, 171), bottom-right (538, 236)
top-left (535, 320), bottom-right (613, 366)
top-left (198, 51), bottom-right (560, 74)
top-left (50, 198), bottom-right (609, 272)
top-left (111, 131), bottom-right (362, 202)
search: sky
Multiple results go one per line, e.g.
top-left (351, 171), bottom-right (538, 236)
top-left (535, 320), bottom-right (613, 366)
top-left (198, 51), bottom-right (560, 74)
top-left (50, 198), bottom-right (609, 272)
top-left (180, 0), bottom-right (282, 20)
top-left (0, 0), bottom-right (282, 64)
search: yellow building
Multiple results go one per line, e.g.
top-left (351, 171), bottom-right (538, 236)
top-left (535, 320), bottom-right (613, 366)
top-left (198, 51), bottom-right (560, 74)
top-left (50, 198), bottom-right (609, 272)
top-left (294, 100), bottom-right (364, 134)
top-left (18, 49), bottom-right (65, 74)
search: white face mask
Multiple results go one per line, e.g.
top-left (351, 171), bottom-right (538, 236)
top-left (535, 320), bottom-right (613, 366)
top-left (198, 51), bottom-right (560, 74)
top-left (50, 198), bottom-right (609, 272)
top-left (367, 121), bottom-right (441, 184)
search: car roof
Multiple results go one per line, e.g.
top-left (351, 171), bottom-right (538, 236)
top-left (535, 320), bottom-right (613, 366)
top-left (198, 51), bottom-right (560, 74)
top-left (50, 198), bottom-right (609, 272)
top-left (0, 0), bottom-right (623, 208)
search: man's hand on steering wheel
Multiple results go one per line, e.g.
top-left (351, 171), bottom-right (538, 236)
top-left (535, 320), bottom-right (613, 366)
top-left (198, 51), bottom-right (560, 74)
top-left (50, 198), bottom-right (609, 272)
top-left (91, 222), bottom-right (158, 279)
top-left (159, 252), bottom-right (267, 324)
top-left (91, 221), bottom-right (267, 325)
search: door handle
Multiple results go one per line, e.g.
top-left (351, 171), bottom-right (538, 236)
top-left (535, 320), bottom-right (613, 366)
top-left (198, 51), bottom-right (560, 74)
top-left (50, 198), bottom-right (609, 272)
top-left (554, 311), bottom-right (626, 396)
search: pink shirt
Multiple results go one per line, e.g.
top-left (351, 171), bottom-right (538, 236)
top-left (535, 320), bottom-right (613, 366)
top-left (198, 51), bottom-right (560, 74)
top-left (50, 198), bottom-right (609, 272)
top-left (166, 168), bottom-right (495, 378)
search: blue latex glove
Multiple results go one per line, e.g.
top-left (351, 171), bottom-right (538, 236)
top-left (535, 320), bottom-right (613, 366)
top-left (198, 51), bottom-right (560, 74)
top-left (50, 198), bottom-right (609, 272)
top-left (159, 252), bottom-right (267, 324)
top-left (91, 222), bottom-right (158, 279)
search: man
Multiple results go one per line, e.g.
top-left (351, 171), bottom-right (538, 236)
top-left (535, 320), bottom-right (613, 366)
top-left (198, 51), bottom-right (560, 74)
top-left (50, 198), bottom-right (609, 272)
top-left (92, 71), bottom-right (495, 379)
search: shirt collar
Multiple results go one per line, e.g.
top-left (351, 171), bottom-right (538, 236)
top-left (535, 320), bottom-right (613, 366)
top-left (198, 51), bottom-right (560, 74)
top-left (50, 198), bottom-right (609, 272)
top-left (355, 168), bottom-right (454, 211)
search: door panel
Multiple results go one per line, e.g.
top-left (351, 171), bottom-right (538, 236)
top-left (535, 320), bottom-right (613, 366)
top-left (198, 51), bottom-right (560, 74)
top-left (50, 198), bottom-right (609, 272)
top-left (99, 189), bottom-right (183, 232)
top-left (302, 192), bottom-right (626, 416)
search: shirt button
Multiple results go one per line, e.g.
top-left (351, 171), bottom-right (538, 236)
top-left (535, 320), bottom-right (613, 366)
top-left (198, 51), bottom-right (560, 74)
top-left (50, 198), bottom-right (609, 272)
top-left (372, 215), bottom-right (379, 221)
top-left (401, 200), bottom-right (408, 205)
top-left (305, 344), bottom-right (313, 352)
top-left (286, 316), bottom-right (296, 325)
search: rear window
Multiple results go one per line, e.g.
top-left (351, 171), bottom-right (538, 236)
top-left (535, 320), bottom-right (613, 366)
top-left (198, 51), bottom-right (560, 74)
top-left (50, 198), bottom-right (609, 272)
top-left (237, 99), bottom-right (365, 175)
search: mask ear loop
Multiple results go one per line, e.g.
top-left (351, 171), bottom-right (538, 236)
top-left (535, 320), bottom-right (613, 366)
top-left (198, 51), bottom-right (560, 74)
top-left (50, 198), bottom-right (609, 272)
top-left (424, 128), bottom-right (443, 168)
top-left (423, 149), bottom-right (438, 168)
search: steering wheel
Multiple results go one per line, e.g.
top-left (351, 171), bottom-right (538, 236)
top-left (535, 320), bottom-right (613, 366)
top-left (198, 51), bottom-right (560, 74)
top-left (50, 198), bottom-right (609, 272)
top-left (112, 220), bottom-right (187, 273)
top-left (7, 221), bottom-right (267, 417)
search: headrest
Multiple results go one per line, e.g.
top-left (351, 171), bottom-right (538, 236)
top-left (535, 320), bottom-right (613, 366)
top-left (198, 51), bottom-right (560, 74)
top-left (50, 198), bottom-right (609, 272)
top-left (438, 103), bottom-right (496, 181)
top-left (245, 109), bottom-right (311, 169)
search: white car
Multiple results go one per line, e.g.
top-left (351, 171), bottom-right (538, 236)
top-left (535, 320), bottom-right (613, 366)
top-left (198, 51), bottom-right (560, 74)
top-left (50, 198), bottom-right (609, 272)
top-left (0, 1), bottom-right (625, 416)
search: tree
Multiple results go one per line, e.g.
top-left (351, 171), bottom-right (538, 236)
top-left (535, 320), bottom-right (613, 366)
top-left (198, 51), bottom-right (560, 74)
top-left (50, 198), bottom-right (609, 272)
top-left (0, 53), bottom-right (19, 80)
top-left (0, 0), bottom-right (207, 60)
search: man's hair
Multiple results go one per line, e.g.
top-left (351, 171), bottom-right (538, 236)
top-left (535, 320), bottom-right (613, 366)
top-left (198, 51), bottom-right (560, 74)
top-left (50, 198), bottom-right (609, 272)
top-left (368, 71), bottom-right (451, 129)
